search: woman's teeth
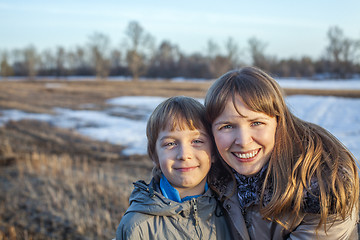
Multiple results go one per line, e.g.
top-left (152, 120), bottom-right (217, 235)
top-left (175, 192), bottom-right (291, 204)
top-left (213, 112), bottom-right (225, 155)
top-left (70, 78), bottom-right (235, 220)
top-left (234, 149), bottom-right (259, 159)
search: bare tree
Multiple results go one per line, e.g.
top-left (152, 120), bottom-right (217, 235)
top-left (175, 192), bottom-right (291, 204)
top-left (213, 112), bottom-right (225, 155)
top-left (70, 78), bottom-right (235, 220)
top-left (55, 46), bottom-right (66, 77)
top-left (74, 46), bottom-right (91, 75)
top-left (109, 49), bottom-right (123, 75)
top-left (206, 40), bottom-right (224, 78)
top-left (205, 39), bottom-right (234, 78)
top-left (0, 51), bottom-right (13, 78)
top-left (88, 32), bottom-right (111, 80)
top-left (248, 37), bottom-right (270, 71)
top-left (40, 49), bottom-right (56, 75)
top-left (206, 39), bottom-right (220, 59)
top-left (325, 26), bottom-right (360, 78)
top-left (124, 21), bottom-right (155, 81)
top-left (224, 37), bottom-right (242, 69)
top-left (148, 40), bottom-right (180, 78)
top-left (326, 26), bottom-right (343, 75)
top-left (22, 45), bottom-right (39, 79)
top-left (179, 53), bottom-right (210, 78)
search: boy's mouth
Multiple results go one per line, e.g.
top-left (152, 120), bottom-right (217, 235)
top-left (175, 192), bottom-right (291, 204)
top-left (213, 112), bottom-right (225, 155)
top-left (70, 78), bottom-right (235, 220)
top-left (175, 166), bottom-right (198, 172)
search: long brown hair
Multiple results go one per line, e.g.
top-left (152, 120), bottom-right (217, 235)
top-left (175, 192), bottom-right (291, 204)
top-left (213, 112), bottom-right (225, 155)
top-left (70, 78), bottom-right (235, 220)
top-left (205, 66), bottom-right (359, 230)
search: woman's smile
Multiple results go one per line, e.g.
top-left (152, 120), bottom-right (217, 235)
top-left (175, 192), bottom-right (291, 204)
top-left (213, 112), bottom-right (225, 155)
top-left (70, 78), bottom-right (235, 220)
top-left (212, 96), bottom-right (277, 176)
top-left (232, 148), bottom-right (260, 162)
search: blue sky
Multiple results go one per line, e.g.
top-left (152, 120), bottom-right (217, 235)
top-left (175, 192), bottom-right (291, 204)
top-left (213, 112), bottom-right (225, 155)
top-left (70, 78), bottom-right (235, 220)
top-left (1, 0), bottom-right (360, 59)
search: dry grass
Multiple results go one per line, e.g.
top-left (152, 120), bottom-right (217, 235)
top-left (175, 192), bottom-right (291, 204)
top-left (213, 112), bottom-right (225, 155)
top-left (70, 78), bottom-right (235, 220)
top-left (283, 88), bottom-right (360, 98)
top-left (1, 79), bottom-right (359, 114)
top-left (1, 150), bottom-right (152, 239)
top-left (0, 80), bottom-right (213, 114)
top-left (0, 120), bottom-right (152, 240)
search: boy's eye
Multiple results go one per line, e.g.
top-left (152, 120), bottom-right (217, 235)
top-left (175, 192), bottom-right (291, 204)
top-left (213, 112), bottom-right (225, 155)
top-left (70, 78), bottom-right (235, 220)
top-left (251, 122), bottom-right (263, 127)
top-left (220, 124), bottom-right (233, 130)
top-left (163, 142), bottom-right (176, 147)
top-left (192, 139), bottom-right (204, 144)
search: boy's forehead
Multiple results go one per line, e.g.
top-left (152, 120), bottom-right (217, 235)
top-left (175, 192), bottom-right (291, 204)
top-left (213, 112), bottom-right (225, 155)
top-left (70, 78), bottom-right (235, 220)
top-left (161, 120), bottom-right (206, 133)
top-left (163, 118), bottom-right (200, 130)
top-left (158, 127), bottom-right (209, 140)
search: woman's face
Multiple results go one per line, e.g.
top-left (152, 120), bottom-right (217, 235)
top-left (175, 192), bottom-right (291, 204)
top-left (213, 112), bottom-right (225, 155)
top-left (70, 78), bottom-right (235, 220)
top-left (212, 96), bottom-right (277, 176)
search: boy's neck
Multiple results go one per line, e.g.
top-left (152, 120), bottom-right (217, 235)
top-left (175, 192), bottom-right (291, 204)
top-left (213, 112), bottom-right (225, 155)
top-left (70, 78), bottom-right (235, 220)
top-left (160, 175), bottom-right (208, 202)
top-left (176, 179), bottom-right (207, 198)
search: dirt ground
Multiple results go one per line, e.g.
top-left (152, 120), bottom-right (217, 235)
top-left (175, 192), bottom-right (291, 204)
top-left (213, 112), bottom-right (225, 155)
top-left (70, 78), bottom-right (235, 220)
top-left (1, 79), bottom-right (359, 114)
top-left (1, 79), bottom-right (359, 239)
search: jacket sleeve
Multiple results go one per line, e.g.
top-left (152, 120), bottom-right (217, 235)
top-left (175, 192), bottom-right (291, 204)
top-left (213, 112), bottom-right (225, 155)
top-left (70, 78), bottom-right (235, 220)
top-left (288, 208), bottom-right (358, 240)
top-left (116, 214), bottom-right (145, 240)
top-left (116, 227), bottom-right (144, 240)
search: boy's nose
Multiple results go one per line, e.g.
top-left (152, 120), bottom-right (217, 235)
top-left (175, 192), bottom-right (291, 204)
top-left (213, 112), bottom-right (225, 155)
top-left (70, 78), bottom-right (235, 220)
top-left (176, 145), bottom-right (192, 160)
top-left (234, 128), bottom-right (252, 147)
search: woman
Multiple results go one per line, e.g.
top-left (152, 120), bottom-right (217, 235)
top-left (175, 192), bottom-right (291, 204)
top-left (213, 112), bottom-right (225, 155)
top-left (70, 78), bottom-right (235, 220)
top-left (205, 66), bottom-right (359, 239)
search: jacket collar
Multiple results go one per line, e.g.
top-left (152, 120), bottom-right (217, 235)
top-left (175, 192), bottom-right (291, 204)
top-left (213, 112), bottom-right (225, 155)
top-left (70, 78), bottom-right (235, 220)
top-left (159, 174), bottom-right (208, 203)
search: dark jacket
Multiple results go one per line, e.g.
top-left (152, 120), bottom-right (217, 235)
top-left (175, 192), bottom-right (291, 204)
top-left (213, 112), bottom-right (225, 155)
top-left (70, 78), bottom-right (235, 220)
top-left (116, 179), bottom-right (233, 240)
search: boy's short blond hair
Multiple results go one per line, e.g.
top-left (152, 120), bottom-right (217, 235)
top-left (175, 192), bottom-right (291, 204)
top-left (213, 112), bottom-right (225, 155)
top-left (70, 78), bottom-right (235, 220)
top-left (146, 96), bottom-right (212, 180)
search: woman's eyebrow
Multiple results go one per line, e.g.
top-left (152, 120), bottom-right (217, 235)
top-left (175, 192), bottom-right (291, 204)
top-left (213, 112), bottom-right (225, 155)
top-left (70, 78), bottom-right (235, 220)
top-left (247, 116), bottom-right (271, 121)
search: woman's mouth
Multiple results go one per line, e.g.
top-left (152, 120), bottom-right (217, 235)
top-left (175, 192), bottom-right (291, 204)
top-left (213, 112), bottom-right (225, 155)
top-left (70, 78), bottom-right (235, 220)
top-left (232, 149), bottom-right (260, 161)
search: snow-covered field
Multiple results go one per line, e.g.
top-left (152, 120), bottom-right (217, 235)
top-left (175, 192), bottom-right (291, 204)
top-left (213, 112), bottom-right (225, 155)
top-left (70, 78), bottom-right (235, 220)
top-left (0, 79), bottom-right (359, 161)
top-left (276, 78), bottom-right (360, 90)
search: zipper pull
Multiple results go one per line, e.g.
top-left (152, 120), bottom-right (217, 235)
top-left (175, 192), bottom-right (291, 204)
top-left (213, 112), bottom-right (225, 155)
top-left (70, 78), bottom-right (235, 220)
top-left (192, 198), bottom-right (203, 238)
top-left (192, 198), bottom-right (199, 226)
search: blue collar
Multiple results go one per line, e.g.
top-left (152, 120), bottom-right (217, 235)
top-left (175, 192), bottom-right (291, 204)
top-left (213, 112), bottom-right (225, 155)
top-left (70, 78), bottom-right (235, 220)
top-left (159, 174), bottom-right (208, 203)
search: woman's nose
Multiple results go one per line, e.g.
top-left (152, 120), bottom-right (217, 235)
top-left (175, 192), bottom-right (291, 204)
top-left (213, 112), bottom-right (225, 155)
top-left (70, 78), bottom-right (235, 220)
top-left (234, 128), bottom-right (252, 147)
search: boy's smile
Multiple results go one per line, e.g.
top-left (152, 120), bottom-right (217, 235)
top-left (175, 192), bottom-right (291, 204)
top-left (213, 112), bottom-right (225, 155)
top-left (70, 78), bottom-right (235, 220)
top-left (156, 126), bottom-right (212, 198)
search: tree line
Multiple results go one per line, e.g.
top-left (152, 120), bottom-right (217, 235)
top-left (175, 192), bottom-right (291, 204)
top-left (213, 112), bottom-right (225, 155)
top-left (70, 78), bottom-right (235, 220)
top-left (1, 21), bottom-right (360, 80)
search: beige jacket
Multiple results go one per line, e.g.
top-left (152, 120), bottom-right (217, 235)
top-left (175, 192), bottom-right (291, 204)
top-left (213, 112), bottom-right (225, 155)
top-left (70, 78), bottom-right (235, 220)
top-left (116, 179), bottom-right (233, 240)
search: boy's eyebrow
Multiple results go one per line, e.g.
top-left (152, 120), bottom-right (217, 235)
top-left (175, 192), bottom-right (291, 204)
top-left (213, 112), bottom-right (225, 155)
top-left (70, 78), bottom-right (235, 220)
top-left (158, 130), bottom-right (209, 141)
top-left (158, 135), bottom-right (173, 141)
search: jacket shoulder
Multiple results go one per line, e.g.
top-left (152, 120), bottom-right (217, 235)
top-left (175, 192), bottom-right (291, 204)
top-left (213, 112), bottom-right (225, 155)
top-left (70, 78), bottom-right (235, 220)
top-left (116, 212), bottom-right (152, 240)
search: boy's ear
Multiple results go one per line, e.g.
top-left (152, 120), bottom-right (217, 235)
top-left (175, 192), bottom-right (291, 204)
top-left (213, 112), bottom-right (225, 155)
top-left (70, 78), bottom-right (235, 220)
top-left (152, 161), bottom-right (159, 168)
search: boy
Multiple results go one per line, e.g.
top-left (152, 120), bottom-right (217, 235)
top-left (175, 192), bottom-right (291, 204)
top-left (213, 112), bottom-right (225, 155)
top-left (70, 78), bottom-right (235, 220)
top-left (116, 96), bottom-right (231, 240)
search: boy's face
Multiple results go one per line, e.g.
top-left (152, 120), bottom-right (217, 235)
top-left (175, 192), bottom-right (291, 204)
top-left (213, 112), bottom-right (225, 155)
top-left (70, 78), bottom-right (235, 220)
top-left (156, 125), bottom-right (212, 198)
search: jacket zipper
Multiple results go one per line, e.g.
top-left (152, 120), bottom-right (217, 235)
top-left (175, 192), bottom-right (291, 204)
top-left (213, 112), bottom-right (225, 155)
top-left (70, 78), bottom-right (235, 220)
top-left (192, 198), bottom-right (202, 238)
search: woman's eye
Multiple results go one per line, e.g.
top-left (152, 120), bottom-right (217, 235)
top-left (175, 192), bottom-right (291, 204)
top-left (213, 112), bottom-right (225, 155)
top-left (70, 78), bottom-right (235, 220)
top-left (193, 139), bottom-right (204, 144)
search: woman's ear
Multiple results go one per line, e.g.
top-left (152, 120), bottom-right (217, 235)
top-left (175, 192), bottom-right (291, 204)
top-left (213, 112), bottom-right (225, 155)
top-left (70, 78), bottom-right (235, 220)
top-left (211, 154), bottom-right (216, 163)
